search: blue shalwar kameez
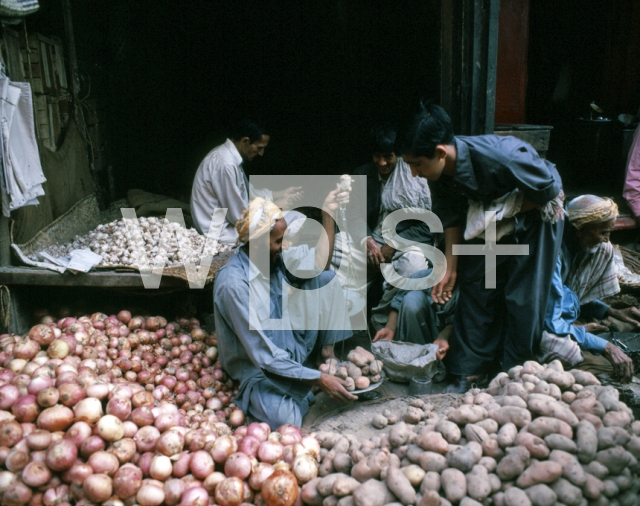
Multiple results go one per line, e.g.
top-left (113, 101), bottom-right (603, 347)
top-left (430, 135), bottom-right (565, 375)
top-left (213, 248), bottom-right (352, 429)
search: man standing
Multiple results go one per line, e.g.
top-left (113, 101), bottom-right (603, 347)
top-left (213, 190), bottom-right (356, 429)
top-left (398, 102), bottom-right (565, 393)
top-left (190, 117), bottom-right (302, 245)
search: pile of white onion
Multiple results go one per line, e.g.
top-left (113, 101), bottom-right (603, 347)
top-left (0, 310), bottom-right (320, 506)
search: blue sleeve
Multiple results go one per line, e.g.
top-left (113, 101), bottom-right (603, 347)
top-left (221, 281), bottom-right (321, 382)
top-left (544, 257), bottom-right (608, 353)
top-left (580, 299), bottom-right (610, 320)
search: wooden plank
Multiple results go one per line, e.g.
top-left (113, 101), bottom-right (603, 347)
top-left (493, 128), bottom-right (551, 155)
top-left (0, 267), bottom-right (188, 288)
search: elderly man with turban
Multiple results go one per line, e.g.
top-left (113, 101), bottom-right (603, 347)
top-left (543, 195), bottom-right (636, 382)
top-left (213, 190), bottom-right (357, 429)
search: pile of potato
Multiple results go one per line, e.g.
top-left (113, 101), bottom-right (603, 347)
top-left (303, 360), bottom-right (640, 506)
top-left (319, 347), bottom-right (384, 392)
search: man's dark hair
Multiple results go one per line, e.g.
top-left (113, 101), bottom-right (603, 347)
top-left (368, 124), bottom-right (397, 154)
top-left (396, 102), bottom-right (455, 158)
top-left (228, 117), bottom-right (267, 144)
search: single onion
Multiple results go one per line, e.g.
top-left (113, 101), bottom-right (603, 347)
top-left (12, 395), bottom-right (39, 423)
top-left (156, 429), bottom-right (184, 457)
top-left (5, 449), bottom-right (28, 472)
top-left (131, 406), bottom-right (155, 427)
top-left (179, 486), bottom-right (209, 506)
top-left (228, 408), bottom-right (245, 428)
top-left (21, 461), bottom-right (51, 487)
top-left (80, 435), bottom-right (105, 457)
top-left (26, 430), bottom-right (52, 450)
top-left (211, 434), bottom-right (238, 463)
top-left (261, 469), bottom-right (298, 506)
top-left (171, 452), bottom-right (191, 478)
top-left (2, 481), bottom-right (33, 506)
top-left (88, 451), bottom-right (120, 476)
top-left (47, 340), bottom-right (70, 359)
top-left (203, 471), bottom-right (226, 494)
top-left (108, 438), bottom-right (136, 463)
top-left (43, 484), bottom-right (70, 506)
top-left (106, 397), bottom-right (132, 421)
top-left (214, 477), bottom-right (244, 506)
top-left (97, 414), bottom-right (124, 442)
top-left (13, 337), bottom-right (40, 361)
top-left (0, 470), bottom-right (16, 493)
top-left (86, 383), bottom-right (110, 400)
top-left (292, 453), bottom-right (318, 484)
top-left (277, 424), bottom-right (302, 446)
top-left (134, 425), bottom-right (161, 453)
top-left (149, 455), bottom-right (173, 481)
top-left (72, 398), bottom-right (102, 424)
top-left (224, 451), bottom-right (252, 480)
top-left (238, 434), bottom-right (261, 458)
top-left (83, 474), bottom-right (113, 503)
top-left (258, 440), bottom-right (285, 464)
top-left (36, 387), bottom-right (59, 408)
top-left (37, 405), bottom-right (73, 431)
top-left (246, 422), bottom-right (268, 443)
top-left (29, 325), bottom-right (55, 346)
top-left (136, 481), bottom-right (165, 506)
top-left (113, 463), bottom-right (142, 499)
top-left (62, 462), bottom-right (93, 485)
top-left (65, 421), bottom-right (92, 448)
top-left (164, 478), bottom-right (185, 506)
top-left (249, 462), bottom-right (275, 491)
top-left (188, 450), bottom-right (214, 480)
top-left (46, 439), bottom-right (77, 472)
top-left (123, 421), bottom-right (138, 438)
top-left (57, 383), bottom-right (85, 407)
top-left (0, 419), bottom-right (23, 447)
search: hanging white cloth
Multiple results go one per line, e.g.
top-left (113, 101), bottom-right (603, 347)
top-left (0, 75), bottom-right (46, 216)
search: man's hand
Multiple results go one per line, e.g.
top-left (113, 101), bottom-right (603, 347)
top-left (432, 270), bottom-right (457, 304)
top-left (433, 324), bottom-right (453, 360)
top-left (322, 189), bottom-right (350, 216)
top-left (602, 342), bottom-right (634, 383)
top-left (373, 328), bottom-right (394, 342)
top-left (316, 373), bottom-right (358, 402)
top-left (275, 186), bottom-right (304, 209)
top-left (607, 307), bottom-right (640, 329)
top-left (433, 339), bottom-right (450, 360)
top-left (366, 238), bottom-right (385, 265)
top-left (381, 244), bottom-right (395, 263)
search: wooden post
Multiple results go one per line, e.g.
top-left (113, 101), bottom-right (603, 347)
top-left (440, 0), bottom-right (500, 135)
top-left (0, 216), bottom-right (10, 266)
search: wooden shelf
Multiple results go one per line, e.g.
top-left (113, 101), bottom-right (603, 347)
top-left (0, 267), bottom-right (187, 288)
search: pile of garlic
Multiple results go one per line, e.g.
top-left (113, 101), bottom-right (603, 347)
top-left (31, 217), bottom-right (230, 269)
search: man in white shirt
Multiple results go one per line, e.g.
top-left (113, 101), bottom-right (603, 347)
top-left (190, 117), bottom-right (302, 245)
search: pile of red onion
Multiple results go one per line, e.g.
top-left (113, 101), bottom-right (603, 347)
top-left (0, 310), bottom-right (315, 505)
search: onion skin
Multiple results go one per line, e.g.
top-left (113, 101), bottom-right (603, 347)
top-left (12, 395), bottom-right (39, 423)
top-left (214, 476), bottom-right (245, 506)
top-left (189, 450), bottom-right (214, 480)
top-left (37, 405), bottom-right (73, 432)
top-left (179, 486), bottom-right (208, 506)
top-left (88, 451), bottom-right (120, 476)
top-left (22, 461), bottom-right (51, 487)
top-left (224, 451), bottom-right (252, 480)
top-left (83, 474), bottom-right (113, 503)
top-left (0, 419), bottom-right (23, 447)
top-left (45, 439), bottom-right (77, 472)
top-left (136, 481), bottom-right (165, 506)
top-left (113, 464), bottom-right (142, 499)
top-left (3, 481), bottom-right (33, 506)
top-left (261, 470), bottom-right (299, 506)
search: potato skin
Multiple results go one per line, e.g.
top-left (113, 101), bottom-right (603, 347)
top-left (441, 468), bottom-right (467, 503)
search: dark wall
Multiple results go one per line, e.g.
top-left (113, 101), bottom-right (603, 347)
top-left (526, 0), bottom-right (640, 193)
top-left (29, 0), bottom-right (439, 201)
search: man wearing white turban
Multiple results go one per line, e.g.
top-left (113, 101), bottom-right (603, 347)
top-left (213, 190), bottom-right (357, 429)
top-left (543, 195), bottom-right (636, 382)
